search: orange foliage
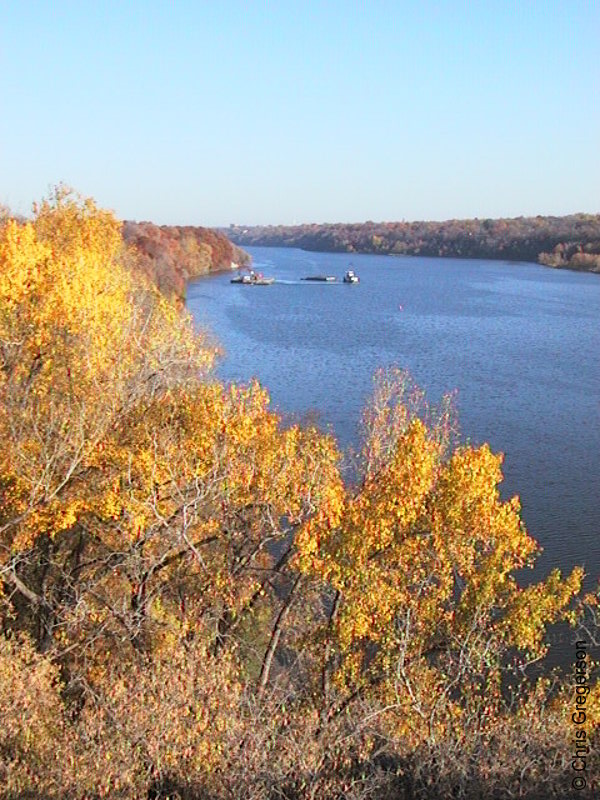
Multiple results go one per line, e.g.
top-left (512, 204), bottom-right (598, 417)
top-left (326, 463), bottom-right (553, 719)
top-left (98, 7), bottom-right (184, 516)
top-left (0, 192), bottom-right (597, 800)
top-left (123, 220), bottom-right (251, 299)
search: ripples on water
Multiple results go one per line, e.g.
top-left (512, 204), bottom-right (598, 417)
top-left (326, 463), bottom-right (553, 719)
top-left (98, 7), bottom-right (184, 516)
top-left (188, 247), bottom-right (600, 605)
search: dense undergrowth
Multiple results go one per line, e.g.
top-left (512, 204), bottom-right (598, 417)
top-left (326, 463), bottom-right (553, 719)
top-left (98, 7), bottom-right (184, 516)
top-left (0, 190), bottom-right (598, 798)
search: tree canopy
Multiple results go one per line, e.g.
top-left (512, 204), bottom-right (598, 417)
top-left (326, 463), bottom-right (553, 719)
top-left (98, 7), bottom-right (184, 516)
top-left (0, 192), bottom-right (597, 799)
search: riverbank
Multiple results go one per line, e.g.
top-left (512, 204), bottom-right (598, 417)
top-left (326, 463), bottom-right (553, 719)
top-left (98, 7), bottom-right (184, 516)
top-left (123, 220), bottom-right (251, 300)
top-left (228, 213), bottom-right (600, 274)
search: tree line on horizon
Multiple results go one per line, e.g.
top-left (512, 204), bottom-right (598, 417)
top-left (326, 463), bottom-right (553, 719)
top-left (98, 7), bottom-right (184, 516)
top-left (0, 189), bottom-right (598, 799)
top-left (228, 213), bottom-right (600, 272)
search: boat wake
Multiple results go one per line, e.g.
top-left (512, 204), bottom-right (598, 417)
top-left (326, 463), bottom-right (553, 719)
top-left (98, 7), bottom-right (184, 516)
top-left (275, 279), bottom-right (340, 285)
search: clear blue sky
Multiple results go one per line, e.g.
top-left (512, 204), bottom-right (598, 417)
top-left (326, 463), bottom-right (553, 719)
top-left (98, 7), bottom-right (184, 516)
top-left (1, 1), bottom-right (598, 225)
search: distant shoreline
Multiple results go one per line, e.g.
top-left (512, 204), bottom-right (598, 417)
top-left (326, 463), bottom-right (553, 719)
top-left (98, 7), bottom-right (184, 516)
top-left (221, 241), bottom-right (600, 278)
top-left (227, 213), bottom-right (600, 275)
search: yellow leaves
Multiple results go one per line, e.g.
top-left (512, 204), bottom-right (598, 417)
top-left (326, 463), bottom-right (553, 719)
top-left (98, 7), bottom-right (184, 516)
top-left (0, 190), bottom-right (219, 558)
top-left (33, 185), bottom-right (123, 264)
top-left (0, 221), bottom-right (50, 313)
top-left (500, 566), bottom-right (583, 654)
top-left (295, 369), bottom-right (586, 712)
top-left (297, 419), bottom-right (437, 584)
top-left (431, 444), bottom-right (504, 536)
top-left (7, 496), bottom-right (88, 554)
top-left (363, 418), bottom-right (439, 538)
top-left (0, 196), bottom-right (593, 796)
top-left (429, 446), bottom-right (535, 578)
top-left (297, 416), bottom-right (445, 667)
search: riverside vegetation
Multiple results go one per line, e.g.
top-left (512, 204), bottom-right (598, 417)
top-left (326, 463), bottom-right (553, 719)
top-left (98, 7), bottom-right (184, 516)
top-left (122, 221), bottom-right (250, 301)
top-left (229, 214), bottom-right (600, 273)
top-left (0, 190), bottom-right (598, 799)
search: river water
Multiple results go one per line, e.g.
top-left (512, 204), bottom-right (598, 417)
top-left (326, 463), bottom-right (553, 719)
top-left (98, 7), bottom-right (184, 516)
top-left (187, 246), bottom-right (600, 595)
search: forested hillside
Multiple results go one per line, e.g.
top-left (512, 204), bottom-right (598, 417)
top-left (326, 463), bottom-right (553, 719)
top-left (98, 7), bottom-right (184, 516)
top-left (0, 191), bottom-right (598, 799)
top-left (123, 220), bottom-right (251, 299)
top-left (229, 214), bottom-right (600, 272)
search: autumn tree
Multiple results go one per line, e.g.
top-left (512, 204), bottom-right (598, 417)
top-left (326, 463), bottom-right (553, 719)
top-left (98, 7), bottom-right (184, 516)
top-left (0, 189), bottom-right (341, 712)
top-left (294, 369), bottom-right (584, 752)
top-left (0, 192), bottom-right (597, 799)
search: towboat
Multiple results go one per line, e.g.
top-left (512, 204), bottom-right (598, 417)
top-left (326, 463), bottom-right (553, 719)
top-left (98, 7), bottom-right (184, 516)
top-left (343, 269), bottom-right (359, 283)
top-left (302, 275), bottom-right (337, 282)
top-left (231, 270), bottom-right (275, 285)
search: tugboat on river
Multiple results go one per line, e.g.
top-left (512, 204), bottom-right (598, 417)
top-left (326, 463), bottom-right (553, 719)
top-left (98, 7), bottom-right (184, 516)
top-left (343, 268), bottom-right (359, 283)
top-left (230, 268), bottom-right (275, 285)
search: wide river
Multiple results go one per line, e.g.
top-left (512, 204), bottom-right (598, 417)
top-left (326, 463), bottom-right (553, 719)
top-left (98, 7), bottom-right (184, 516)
top-left (187, 246), bottom-right (600, 597)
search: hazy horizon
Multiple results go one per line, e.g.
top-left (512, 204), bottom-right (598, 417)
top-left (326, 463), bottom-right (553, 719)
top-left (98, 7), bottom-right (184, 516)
top-left (221, 209), bottom-right (600, 229)
top-left (2, 1), bottom-right (598, 227)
